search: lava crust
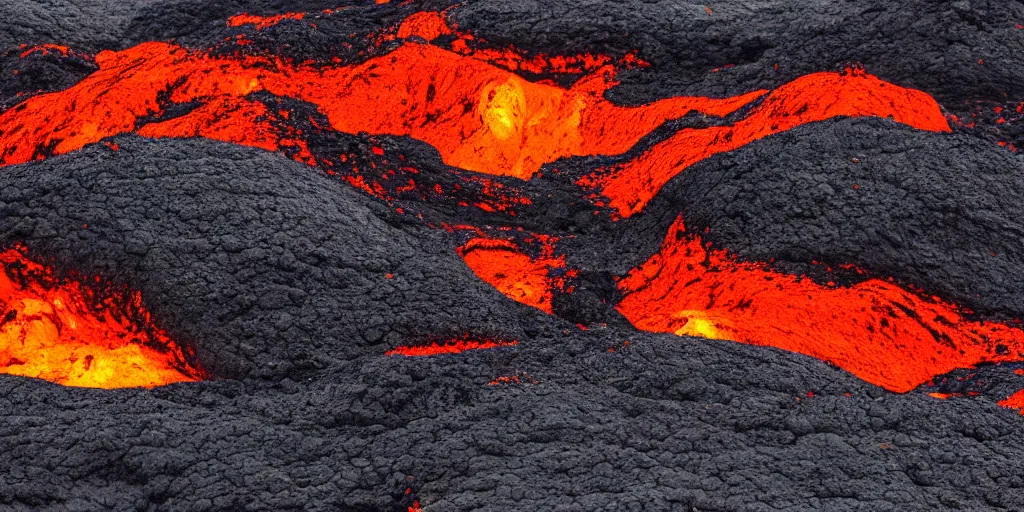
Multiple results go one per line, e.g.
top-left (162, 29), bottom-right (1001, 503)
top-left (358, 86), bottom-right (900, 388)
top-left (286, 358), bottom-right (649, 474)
top-left (1, 1), bottom-right (1024, 511)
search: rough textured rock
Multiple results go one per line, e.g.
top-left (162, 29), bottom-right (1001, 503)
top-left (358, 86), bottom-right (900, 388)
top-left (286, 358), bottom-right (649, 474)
top-left (1, 1), bottom-right (1024, 511)
top-left (0, 137), bottom-right (533, 379)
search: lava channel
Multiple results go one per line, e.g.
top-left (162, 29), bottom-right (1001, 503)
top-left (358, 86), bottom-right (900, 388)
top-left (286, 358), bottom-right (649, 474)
top-left (578, 67), bottom-right (952, 218)
top-left (615, 218), bottom-right (1024, 393)
top-left (0, 12), bottom-right (950, 223)
top-left (0, 39), bottom-right (761, 182)
top-left (0, 247), bottom-right (202, 388)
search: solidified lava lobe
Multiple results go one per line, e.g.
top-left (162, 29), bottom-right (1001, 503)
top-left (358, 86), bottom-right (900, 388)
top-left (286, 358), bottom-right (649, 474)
top-left (457, 236), bottom-right (567, 314)
top-left (615, 218), bottom-right (1024, 393)
top-left (0, 248), bottom-right (202, 388)
top-left (579, 68), bottom-right (952, 217)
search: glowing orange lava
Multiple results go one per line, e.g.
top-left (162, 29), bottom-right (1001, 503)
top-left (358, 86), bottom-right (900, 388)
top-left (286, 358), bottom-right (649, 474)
top-left (457, 236), bottom-right (567, 314)
top-left (579, 68), bottom-right (952, 217)
top-left (999, 389), bottom-right (1024, 413)
top-left (227, 12), bottom-right (305, 29)
top-left (615, 218), bottom-right (1024, 393)
top-left (0, 15), bottom-right (947, 211)
top-left (396, 11), bottom-right (453, 41)
top-left (0, 247), bottom-right (202, 388)
top-left (0, 39), bottom-right (759, 182)
top-left (19, 43), bottom-right (74, 59)
top-left (386, 339), bottom-right (517, 356)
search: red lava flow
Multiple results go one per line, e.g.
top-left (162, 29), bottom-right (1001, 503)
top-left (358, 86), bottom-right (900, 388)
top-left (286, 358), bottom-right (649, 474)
top-left (0, 39), bottom-right (763, 182)
top-left (615, 218), bottom-right (1024, 393)
top-left (5, 6), bottom-right (1015, 402)
top-left (999, 389), bottom-right (1024, 413)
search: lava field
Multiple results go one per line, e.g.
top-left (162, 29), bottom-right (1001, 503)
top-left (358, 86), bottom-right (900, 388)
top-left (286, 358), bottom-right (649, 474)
top-left (1, 1), bottom-right (1024, 510)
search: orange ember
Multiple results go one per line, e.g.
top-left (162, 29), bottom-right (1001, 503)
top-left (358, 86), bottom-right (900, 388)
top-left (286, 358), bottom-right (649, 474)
top-left (488, 373), bottom-right (539, 385)
top-left (457, 237), bottom-right (565, 314)
top-left (579, 68), bottom-right (952, 217)
top-left (386, 339), bottom-right (517, 356)
top-left (0, 248), bottom-right (202, 388)
top-left (999, 389), bottom-right (1024, 413)
top-left (615, 218), bottom-right (1024, 393)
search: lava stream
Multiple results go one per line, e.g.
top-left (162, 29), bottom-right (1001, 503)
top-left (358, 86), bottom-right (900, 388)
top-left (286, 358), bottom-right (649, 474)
top-left (1000, 389), bottom-right (1024, 414)
top-left (0, 40), bottom-right (763, 182)
top-left (616, 218), bottom-right (1024, 393)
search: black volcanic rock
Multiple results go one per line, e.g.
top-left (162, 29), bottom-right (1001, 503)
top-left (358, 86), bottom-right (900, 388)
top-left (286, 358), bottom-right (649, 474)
top-left (0, 136), bottom-right (536, 379)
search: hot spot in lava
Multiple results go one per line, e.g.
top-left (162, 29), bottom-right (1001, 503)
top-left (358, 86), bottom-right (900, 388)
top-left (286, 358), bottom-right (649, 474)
top-left (0, 246), bottom-right (202, 388)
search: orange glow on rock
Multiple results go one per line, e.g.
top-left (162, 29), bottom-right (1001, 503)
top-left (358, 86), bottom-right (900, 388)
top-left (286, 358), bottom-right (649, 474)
top-left (1, 7), bottom-right (1001, 402)
top-left (386, 339), bottom-right (517, 356)
top-left (487, 373), bottom-right (539, 385)
top-left (396, 11), bottom-right (453, 41)
top-left (579, 68), bottom-right (952, 217)
top-left (615, 218), bottom-right (1024, 393)
top-left (457, 236), bottom-right (565, 314)
top-left (999, 389), bottom-right (1024, 413)
top-left (227, 12), bottom-right (305, 29)
top-left (19, 44), bottom-right (74, 59)
top-left (0, 247), bottom-right (202, 388)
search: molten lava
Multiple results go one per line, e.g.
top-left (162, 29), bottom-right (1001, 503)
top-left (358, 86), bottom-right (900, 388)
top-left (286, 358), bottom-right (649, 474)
top-left (2, 5), bottom-right (1012, 406)
top-left (457, 236), bottom-right (568, 314)
top-left (386, 338), bottom-right (517, 356)
top-left (0, 10), bottom-right (949, 221)
top-left (615, 218), bottom-right (1024, 393)
top-left (579, 68), bottom-right (952, 217)
top-left (0, 39), bottom-right (761, 182)
top-left (227, 12), bottom-right (305, 29)
top-left (999, 389), bottom-right (1024, 414)
top-left (0, 247), bottom-right (202, 388)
